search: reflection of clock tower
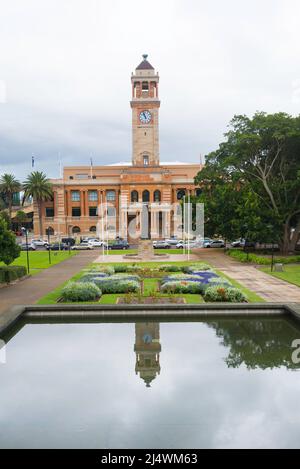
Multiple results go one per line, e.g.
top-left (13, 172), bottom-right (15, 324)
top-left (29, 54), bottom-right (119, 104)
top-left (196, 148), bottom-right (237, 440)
top-left (134, 322), bottom-right (161, 388)
top-left (131, 54), bottom-right (160, 167)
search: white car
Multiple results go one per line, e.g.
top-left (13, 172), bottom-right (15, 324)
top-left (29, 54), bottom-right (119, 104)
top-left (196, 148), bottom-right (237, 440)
top-left (165, 237), bottom-right (181, 246)
top-left (176, 241), bottom-right (199, 249)
top-left (31, 239), bottom-right (49, 247)
top-left (203, 239), bottom-right (225, 248)
top-left (71, 242), bottom-right (94, 250)
top-left (88, 239), bottom-right (107, 248)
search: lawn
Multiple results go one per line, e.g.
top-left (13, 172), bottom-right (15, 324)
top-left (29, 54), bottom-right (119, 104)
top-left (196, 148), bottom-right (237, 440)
top-left (261, 265), bottom-right (300, 288)
top-left (0, 251), bottom-right (77, 275)
top-left (37, 260), bottom-right (263, 305)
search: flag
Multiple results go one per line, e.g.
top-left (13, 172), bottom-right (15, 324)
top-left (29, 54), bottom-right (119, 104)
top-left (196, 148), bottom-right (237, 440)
top-left (31, 154), bottom-right (35, 168)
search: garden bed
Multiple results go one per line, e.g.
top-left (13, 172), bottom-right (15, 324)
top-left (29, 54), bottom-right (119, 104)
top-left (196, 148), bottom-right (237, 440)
top-left (117, 296), bottom-right (186, 305)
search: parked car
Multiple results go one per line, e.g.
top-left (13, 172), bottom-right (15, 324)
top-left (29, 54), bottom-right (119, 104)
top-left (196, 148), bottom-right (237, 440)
top-left (46, 242), bottom-right (69, 251)
top-left (231, 239), bottom-right (256, 248)
top-left (176, 240), bottom-right (200, 249)
top-left (61, 237), bottom-right (76, 246)
top-left (108, 240), bottom-right (130, 250)
top-left (31, 238), bottom-right (49, 247)
top-left (88, 239), bottom-right (106, 248)
top-left (153, 240), bottom-right (171, 249)
top-left (165, 236), bottom-right (180, 246)
top-left (20, 242), bottom-right (36, 251)
top-left (71, 242), bottom-right (94, 250)
top-left (203, 239), bottom-right (225, 248)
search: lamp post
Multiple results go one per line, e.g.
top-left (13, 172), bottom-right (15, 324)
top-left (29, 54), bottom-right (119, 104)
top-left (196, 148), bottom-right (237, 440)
top-left (21, 227), bottom-right (30, 274)
top-left (267, 224), bottom-right (275, 272)
top-left (46, 228), bottom-right (51, 264)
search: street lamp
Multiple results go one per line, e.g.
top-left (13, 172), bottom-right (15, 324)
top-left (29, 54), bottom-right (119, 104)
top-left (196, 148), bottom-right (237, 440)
top-left (267, 224), bottom-right (275, 272)
top-left (46, 227), bottom-right (51, 264)
top-left (21, 227), bottom-right (30, 274)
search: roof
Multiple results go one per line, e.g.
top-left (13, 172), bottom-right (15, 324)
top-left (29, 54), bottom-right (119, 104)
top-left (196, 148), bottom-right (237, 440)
top-left (136, 54), bottom-right (154, 70)
top-left (106, 161), bottom-right (198, 166)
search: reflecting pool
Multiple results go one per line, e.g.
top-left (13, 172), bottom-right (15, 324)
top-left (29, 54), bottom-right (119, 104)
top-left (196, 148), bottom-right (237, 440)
top-left (0, 317), bottom-right (300, 448)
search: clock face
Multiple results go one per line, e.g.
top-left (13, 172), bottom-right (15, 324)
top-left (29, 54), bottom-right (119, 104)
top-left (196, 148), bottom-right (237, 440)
top-left (139, 110), bottom-right (152, 124)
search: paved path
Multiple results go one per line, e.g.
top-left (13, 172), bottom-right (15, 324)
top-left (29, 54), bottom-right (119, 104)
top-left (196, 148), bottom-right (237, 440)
top-left (194, 249), bottom-right (300, 302)
top-left (0, 251), bottom-right (98, 315)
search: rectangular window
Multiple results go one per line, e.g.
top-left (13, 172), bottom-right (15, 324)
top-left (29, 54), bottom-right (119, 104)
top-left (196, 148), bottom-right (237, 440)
top-left (143, 155), bottom-right (149, 166)
top-left (45, 207), bottom-right (54, 217)
top-left (106, 190), bottom-right (116, 201)
top-left (71, 191), bottom-right (80, 202)
top-left (88, 191), bottom-right (98, 202)
top-left (89, 207), bottom-right (97, 217)
top-left (72, 207), bottom-right (81, 217)
top-left (75, 174), bottom-right (88, 179)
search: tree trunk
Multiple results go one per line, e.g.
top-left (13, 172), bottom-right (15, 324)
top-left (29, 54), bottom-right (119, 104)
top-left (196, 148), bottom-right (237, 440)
top-left (280, 223), bottom-right (292, 255)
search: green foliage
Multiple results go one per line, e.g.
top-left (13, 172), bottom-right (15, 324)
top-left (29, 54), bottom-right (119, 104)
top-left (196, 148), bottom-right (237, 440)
top-left (113, 264), bottom-right (128, 272)
top-left (61, 281), bottom-right (101, 302)
top-left (204, 286), bottom-right (247, 302)
top-left (92, 265), bottom-right (115, 275)
top-left (0, 218), bottom-right (20, 265)
top-left (160, 281), bottom-right (204, 294)
top-left (0, 265), bottom-right (27, 283)
top-left (182, 263), bottom-right (211, 273)
top-left (0, 173), bottom-right (21, 222)
top-left (86, 277), bottom-right (140, 294)
top-left (158, 264), bottom-right (182, 272)
top-left (22, 171), bottom-right (53, 235)
top-left (227, 249), bottom-right (300, 265)
top-left (195, 112), bottom-right (300, 252)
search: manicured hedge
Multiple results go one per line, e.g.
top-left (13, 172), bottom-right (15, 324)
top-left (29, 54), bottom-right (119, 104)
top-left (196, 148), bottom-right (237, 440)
top-left (0, 265), bottom-right (27, 283)
top-left (88, 277), bottom-right (140, 294)
top-left (227, 249), bottom-right (300, 265)
top-left (61, 282), bottom-right (101, 302)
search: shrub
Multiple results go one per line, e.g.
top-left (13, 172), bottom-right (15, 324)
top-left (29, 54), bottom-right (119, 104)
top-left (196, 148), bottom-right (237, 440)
top-left (0, 218), bottom-right (21, 265)
top-left (0, 265), bottom-right (27, 283)
top-left (61, 282), bottom-right (101, 302)
top-left (87, 277), bottom-right (140, 294)
top-left (158, 264), bottom-right (182, 272)
top-left (204, 285), bottom-right (247, 303)
top-left (113, 264), bottom-right (128, 273)
top-left (92, 265), bottom-right (115, 275)
top-left (182, 263), bottom-right (211, 273)
top-left (160, 280), bottom-right (204, 294)
top-left (126, 264), bottom-right (140, 272)
top-left (227, 249), bottom-right (300, 265)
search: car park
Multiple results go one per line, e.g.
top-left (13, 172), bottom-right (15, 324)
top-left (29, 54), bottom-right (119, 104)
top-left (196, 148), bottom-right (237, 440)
top-left (88, 239), bottom-right (105, 248)
top-left (176, 240), bottom-right (200, 249)
top-left (61, 237), bottom-right (76, 246)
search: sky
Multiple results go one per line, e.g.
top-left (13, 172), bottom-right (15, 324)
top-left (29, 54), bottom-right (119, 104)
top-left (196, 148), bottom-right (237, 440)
top-left (0, 0), bottom-right (300, 179)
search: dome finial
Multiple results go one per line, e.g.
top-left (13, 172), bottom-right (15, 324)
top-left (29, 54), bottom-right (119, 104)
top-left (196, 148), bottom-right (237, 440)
top-left (142, 54), bottom-right (148, 61)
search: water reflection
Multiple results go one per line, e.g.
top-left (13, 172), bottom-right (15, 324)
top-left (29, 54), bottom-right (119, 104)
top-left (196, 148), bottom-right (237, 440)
top-left (134, 323), bottom-right (161, 387)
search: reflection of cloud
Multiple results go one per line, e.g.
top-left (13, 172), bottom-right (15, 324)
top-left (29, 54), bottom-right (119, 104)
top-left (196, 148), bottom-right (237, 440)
top-left (1, 321), bottom-right (300, 448)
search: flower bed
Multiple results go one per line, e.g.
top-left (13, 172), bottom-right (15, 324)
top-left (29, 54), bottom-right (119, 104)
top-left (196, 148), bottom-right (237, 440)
top-left (61, 282), bottom-right (101, 302)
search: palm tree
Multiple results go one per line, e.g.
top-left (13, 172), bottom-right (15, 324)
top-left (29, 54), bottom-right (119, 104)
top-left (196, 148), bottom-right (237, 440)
top-left (0, 173), bottom-right (21, 225)
top-left (23, 171), bottom-right (53, 236)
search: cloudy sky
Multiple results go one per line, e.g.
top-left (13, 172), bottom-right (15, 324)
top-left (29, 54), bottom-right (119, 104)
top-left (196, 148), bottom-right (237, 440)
top-left (0, 0), bottom-right (300, 179)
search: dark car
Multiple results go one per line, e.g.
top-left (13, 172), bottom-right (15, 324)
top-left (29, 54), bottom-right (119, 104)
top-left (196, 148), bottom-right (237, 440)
top-left (61, 237), bottom-right (76, 246)
top-left (46, 243), bottom-right (68, 251)
top-left (108, 241), bottom-right (130, 250)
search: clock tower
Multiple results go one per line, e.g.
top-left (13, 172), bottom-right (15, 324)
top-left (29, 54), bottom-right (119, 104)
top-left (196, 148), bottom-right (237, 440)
top-left (131, 54), bottom-right (160, 166)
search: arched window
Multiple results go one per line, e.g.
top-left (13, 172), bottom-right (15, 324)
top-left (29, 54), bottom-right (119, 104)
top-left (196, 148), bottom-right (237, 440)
top-left (72, 226), bottom-right (81, 234)
top-left (153, 190), bottom-right (161, 202)
top-left (89, 226), bottom-right (96, 232)
top-left (45, 226), bottom-right (54, 235)
top-left (177, 189), bottom-right (186, 200)
top-left (142, 190), bottom-right (150, 203)
top-left (131, 190), bottom-right (139, 203)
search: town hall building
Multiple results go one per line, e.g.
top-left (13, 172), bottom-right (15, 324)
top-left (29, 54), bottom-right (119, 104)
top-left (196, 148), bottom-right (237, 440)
top-left (35, 55), bottom-right (202, 240)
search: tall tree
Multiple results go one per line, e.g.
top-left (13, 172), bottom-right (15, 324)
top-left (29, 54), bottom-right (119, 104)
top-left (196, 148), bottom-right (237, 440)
top-left (0, 174), bottom-right (21, 225)
top-left (23, 171), bottom-right (53, 236)
top-left (195, 112), bottom-right (300, 254)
